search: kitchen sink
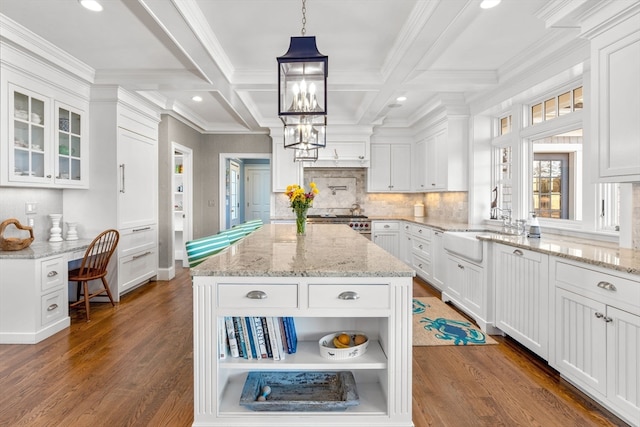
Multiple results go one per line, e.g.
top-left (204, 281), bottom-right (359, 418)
top-left (443, 231), bottom-right (484, 263)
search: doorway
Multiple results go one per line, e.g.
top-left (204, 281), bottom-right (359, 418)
top-left (172, 143), bottom-right (193, 268)
top-left (219, 153), bottom-right (271, 230)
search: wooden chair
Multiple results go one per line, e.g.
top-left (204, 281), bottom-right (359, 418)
top-left (69, 229), bottom-right (119, 321)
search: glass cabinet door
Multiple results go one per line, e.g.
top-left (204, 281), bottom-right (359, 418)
top-left (56, 104), bottom-right (84, 184)
top-left (10, 88), bottom-right (48, 181)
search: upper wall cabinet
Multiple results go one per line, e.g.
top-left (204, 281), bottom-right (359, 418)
top-left (588, 6), bottom-right (640, 182)
top-left (304, 140), bottom-right (369, 168)
top-left (414, 116), bottom-right (468, 192)
top-left (368, 142), bottom-right (412, 192)
top-left (1, 35), bottom-right (90, 189)
top-left (271, 131), bottom-right (302, 192)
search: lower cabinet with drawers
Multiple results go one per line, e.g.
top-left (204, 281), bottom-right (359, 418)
top-left (0, 254), bottom-right (70, 343)
top-left (192, 275), bottom-right (413, 426)
top-left (550, 258), bottom-right (640, 426)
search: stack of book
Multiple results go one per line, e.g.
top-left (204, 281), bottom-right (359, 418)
top-left (219, 316), bottom-right (297, 360)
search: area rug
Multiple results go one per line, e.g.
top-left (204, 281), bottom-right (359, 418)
top-left (413, 297), bottom-right (497, 346)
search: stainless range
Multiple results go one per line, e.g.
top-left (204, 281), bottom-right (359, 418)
top-left (307, 215), bottom-right (371, 239)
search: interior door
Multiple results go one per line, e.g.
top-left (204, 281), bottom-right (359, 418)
top-left (245, 165), bottom-right (271, 223)
top-left (229, 160), bottom-right (241, 228)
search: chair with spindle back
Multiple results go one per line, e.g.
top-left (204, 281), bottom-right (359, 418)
top-left (69, 229), bottom-right (119, 321)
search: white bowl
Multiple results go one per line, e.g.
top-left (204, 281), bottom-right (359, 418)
top-left (318, 331), bottom-right (369, 360)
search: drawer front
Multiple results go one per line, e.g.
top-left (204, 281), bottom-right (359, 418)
top-left (372, 221), bottom-right (399, 231)
top-left (119, 224), bottom-right (157, 257)
top-left (119, 248), bottom-right (157, 293)
top-left (218, 284), bottom-right (298, 308)
top-left (411, 253), bottom-right (432, 280)
top-left (410, 224), bottom-right (432, 240)
top-left (41, 289), bottom-right (66, 326)
top-left (555, 260), bottom-right (639, 310)
top-left (308, 284), bottom-right (390, 309)
top-left (41, 256), bottom-right (66, 292)
top-left (411, 236), bottom-right (431, 258)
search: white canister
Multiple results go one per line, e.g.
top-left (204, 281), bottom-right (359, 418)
top-left (414, 203), bottom-right (424, 217)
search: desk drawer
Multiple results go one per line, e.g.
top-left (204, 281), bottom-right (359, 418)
top-left (41, 256), bottom-right (66, 292)
top-left (411, 236), bottom-right (431, 258)
top-left (308, 284), bottom-right (390, 309)
top-left (41, 288), bottom-right (66, 326)
top-left (218, 284), bottom-right (298, 309)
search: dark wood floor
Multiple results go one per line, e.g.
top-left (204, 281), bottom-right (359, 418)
top-left (0, 265), bottom-right (629, 426)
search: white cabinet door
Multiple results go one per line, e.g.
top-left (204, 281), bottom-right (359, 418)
top-left (117, 128), bottom-right (157, 230)
top-left (390, 143), bottom-right (412, 191)
top-left (494, 244), bottom-right (549, 359)
top-left (606, 306), bottom-right (640, 422)
top-left (591, 12), bottom-right (640, 182)
top-left (554, 288), bottom-right (607, 396)
top-left (368, 143), bottom-right (412, 192)
top-left (431, 230), bottom-right (445, 291)
top-left (369, 144), bottom-right (392, 191)
top-left (272, 139), bottom-right (302, 192)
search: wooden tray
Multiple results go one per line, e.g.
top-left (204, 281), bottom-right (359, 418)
top-left (239, 371), bottom-right (359, 411)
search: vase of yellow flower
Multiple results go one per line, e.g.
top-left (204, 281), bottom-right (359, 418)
top-left (286, 182), bottom-right (319, 235)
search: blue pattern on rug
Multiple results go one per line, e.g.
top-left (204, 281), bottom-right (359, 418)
top-left (413, 298), bottom-right (487, 346)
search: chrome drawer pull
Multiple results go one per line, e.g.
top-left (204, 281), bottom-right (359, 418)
top-left (133, 226), bottom-right (152, 232)
top-left (383, 224), bottom-right (390, 229)
top-left (338, 291), bottom-right (360, 300)
top-left (595, 312), bottom-right (604, 318)
top-left (458, 264), bottom-right (464, 269)
top-left (47, 271), bottom-right (58, 277)
top-left (47, 303), bottom-right (58, 311)
top-left (418, 244), bottom-right (423, 249)
top-left (246, 290), bottom-right (267, 300)
top-left (596, 281), bottom-right (616, 292)
top-left (418, 229), bottom-right (423, 233)
top-left (603, 316), bottom-right (613, 323)
top-left (132, 251), bottom-right (152, 260)
top-left (418, 263), bottom-right (423, 268)
top-left (513, 249), bottom-right (524, 256)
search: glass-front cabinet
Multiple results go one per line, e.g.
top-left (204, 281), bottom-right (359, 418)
top-left (4, 84), bottom-right (87, 188)
top-left (10, 87), bottom-right (48, 183)
top-left (55, 103), bottom-right (85, 185)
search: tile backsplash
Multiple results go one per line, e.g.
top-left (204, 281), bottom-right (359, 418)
top-left (274, 168), bottom-right (469, 222)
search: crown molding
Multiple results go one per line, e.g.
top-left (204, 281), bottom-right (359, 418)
top-left (0, 13), bottom-right (94, 83)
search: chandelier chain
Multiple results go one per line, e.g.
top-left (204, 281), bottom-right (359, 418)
top-left (301, 0), bottom-right (307, 36)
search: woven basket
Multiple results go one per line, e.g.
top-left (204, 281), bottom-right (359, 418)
top-left (0, 218), bottom-right (34, 251)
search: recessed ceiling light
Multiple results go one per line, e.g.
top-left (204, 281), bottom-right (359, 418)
top-left (192, 96), bottom-right (203, 102)
top-left (79, 0), bottom-right (103, 12)
top-left (480, 0), bottom-right (501, 9)
top-left (396, 96), bottom-right (407, 102)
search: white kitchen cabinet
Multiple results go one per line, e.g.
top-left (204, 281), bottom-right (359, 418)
top-left (551, 259), bottom-right (640, 426)
top-left (1, 81), bottom-right (89, 188)
top-left (306, 140), bottom-right (369, 168)
top-left (400, 222), bottom-right (412, 265)
top-left (414, 117), bottom-right (468, 192)
top-left (0, 255), bottom-right (69, 343)
top-left (271, 134), bottom-right (302, 192)
top-left (589, 7), bottom-right (640, 182)
top-left (192, 274), bottom-right (413, 426)
top-left (409, 223), bottom-right (432, 282)
top-left (431, 230), bottom-right (445, 291)
top-left (493, 243), bottom-right (549, 359)
top-left (368, 143), bottom-right (412, 192)
top-left (63, 86), bottom-right (160, 298)
top-left (372, 221), bottom-right (401, 258)
top-left (442, 239), bottom-right (494, 333)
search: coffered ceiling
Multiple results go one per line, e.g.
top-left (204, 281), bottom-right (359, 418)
top-left (1, 0), bottom-right (581, 134)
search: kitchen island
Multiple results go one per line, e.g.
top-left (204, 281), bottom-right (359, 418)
top-left (190, 223), bottom-right (415, 427)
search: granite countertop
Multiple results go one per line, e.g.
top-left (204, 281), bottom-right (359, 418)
top-left (191, 224), bottom-right (415, 278)
top-left (475, 233), bottom-right (640, 276)
top-left (0, 239), bottom-right (92, 259)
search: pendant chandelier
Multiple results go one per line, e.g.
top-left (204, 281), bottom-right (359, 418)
top-left (277, 0), bottom-right (328, 154)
